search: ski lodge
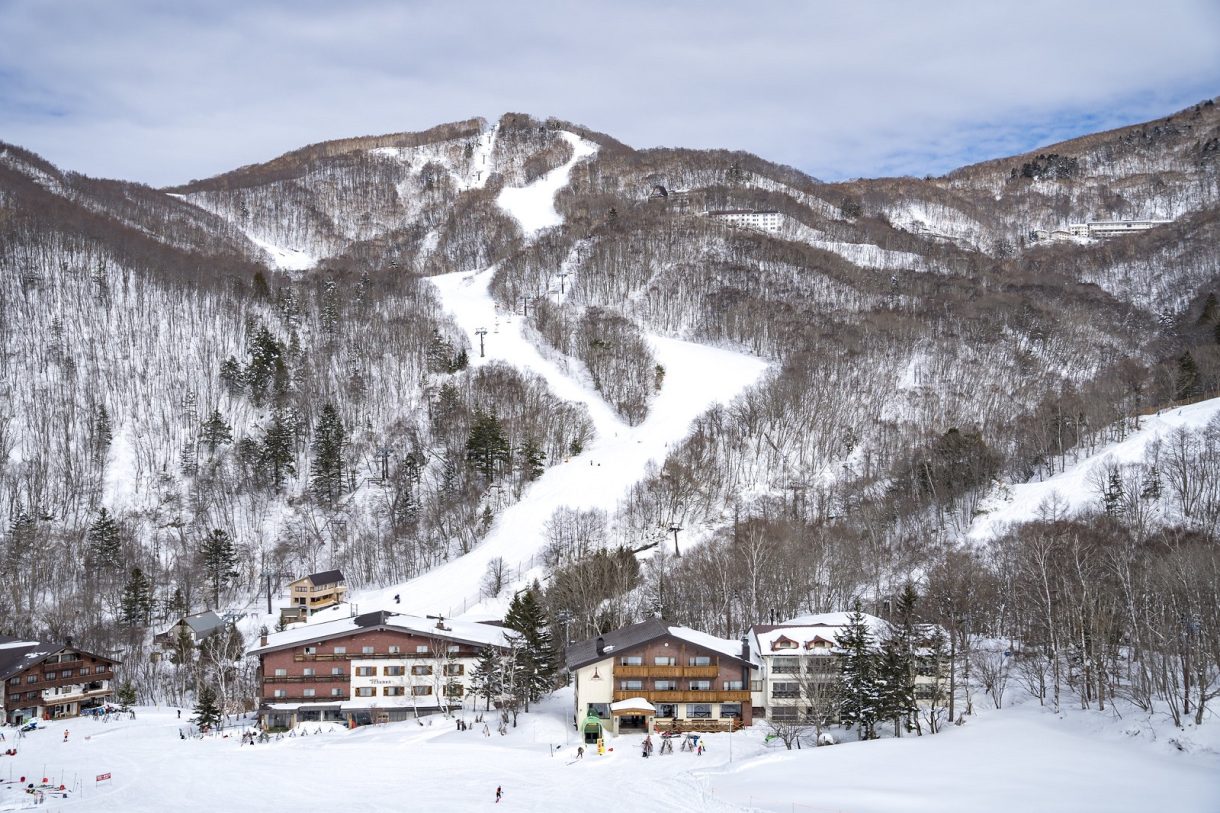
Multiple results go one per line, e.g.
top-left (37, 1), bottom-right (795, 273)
top-left (1, 635), bottom-right (120, 725)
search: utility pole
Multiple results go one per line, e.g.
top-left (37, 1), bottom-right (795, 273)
top-left (557, 271), bottom-right (570, 295)
top-left (668, 524), bottom-right (682, 557)
top-left (376, 446), bottom-right (391, 482)
top-left (475, 328), bottom-right (488, 358)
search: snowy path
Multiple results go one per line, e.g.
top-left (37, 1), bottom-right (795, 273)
top-left (308, 129), bottom-right (768, 620)
top-left (968, 396), bottom-right (1220, 542)
top-left (345, 265), bottom-right (768, 619)
top-left (496, 131), bottom-right (597, 237)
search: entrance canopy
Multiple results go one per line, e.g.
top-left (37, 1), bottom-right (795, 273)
top-left (610, 697), bottom-right (656, 716)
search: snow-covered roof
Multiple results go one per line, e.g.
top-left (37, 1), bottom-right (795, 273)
top-left (566, 618), bottom-right (753, 671)
top-left (248, 611), bottom-right (509, 656)
top-left (749, 612), bottom-right (888, 660)
top-left (610, 697), bottom-right (656, 714)
top-left (667, 626), bottom-right (746, 662)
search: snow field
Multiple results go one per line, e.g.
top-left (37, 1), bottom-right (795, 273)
top-left (968, 396), bottom-right (1220, 542)
top-left (3, 690), bottom-right (1215, 813)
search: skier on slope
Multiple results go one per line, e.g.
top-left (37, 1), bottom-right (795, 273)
top-left (495, 785), bottom-right (503, 803)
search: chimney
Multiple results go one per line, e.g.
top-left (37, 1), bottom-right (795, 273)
top-left (260, 633), bottom-right (269, 647)
top-left (595, 636), bottom-right (605, 656)
top-left (740, 636), bottom-right (751, 663)
top-left (65, 636), bottom-right (73, 649)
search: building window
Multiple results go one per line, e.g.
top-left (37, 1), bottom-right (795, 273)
top-left (7, 677), bottom-right (19, 685)
top-left (688, 704), bottom-right (712, 719)
top-left (587, 703), bottom-right (610, 719)
top-left (304, 646), bottom-right (316, 655)
top-left (720, 703), bottom-right (742, 718)
top-left (654, 680), bottom-right (677, 691)
top-left (273, 689), bottom-right (286, 698)
top-left (772, 657), bottom-right (799, 673)
top-left (303, 689), bottom-right (316, 698)
top-left (274, 668), bottom-right (288, 677)
top-left (333, 646), bottom-right (346, 655)
top-left (330, 688), bottom-right (342, 697)
top-left (447, 645), bottom-right (460, 653)
top-left (384, 666), bottom-right (404, 676)
top-left (7, 694), bottom-right (19, 702)
top-left (656, 703), bottom-right (677, 718)
top-left (620, 656), bottom-right (642, 666)
top-left (620, 680), bottom-right (643, 691)
top-left (444, 684), bottom-right (465, 697)
top-left (27, 675), bottom-right (37, 683)
top-left (354, 666), bottom-right (376, 677)
top-left (362, 646), bottom-right (375, 655)
top-left (687, 656), bottom-right (711, 667)
top-left (96, 666), bottom-right (107, 674)
top-left (388, 646), bottom-right (401, 654)
top-left (355, 687), bottom-right (375, 697)
top-left (772, 682), bottom-right (799, 698)
top-left (654, 656), bottom-right (676, 666)
top-left (443, 664), bottom-right (464, 676)
top-left (331, 667), bottom-right (343, 676)
top-left (689, 680), bottom-right (711, 691)
top-left (411, 665), bottom-right (432, 676)
top-left (303, 668), bottom-right (315, 677)
top-left (416, 645), bottom-right (429, 654)
top-left (723, 680), bottom-right (743, 691)
top-left (383, 687), bottom-right (404, 696)
top-left (412, 686), bottom-right (432, 696)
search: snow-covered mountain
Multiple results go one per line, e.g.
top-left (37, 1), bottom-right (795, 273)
top-left (1, 102), bottom-right (1218, 661)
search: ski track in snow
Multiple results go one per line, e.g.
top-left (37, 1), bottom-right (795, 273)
top-left (300, 131), bottom-right (767, 621)
top-left (247, 234), bottom-right (316, 272)
top-left (341, 265), bottom-right (769, 620)
top-left (496, 131), bottom-right (597, 237)
top-left (968, 396), bottom-right (1220, 542)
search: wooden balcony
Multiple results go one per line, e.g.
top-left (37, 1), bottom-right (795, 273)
top-left (612, 689), bottom-right (750, 703)
top-left (263, 675), bottom-right (349, 684)
top-left (613, 665), bottom-right (720, 679)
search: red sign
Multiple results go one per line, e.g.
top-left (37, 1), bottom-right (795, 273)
top-left (96, 773), bottom-right (111, 782)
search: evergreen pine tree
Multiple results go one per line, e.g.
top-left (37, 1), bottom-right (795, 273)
top-left (466, 410), bottom-right (510, 482)
top-left (219, 356), bottom-right (244, 397)
top-left (470, 646), bottom-right (502, 711)
top-left (246, 325), bottom-right (289, 404)
top-left (838, 601), bottom-right (881, 740)
top-left (503, 583), bottom-right (558, 708)
top-left (879, 584), bottom-right (921, 735)
top-left (519, 439), bottom-right (546, 482)
top-left (310, 403), bottom-right (347, 503)
top-left (168, 586), bottom-right (190, 619)
top-left (116, 682), bottom-right (137, 710)
top-left (200, 528), bottom-right (239, 608)
top-left (260, 408), bottom-right (297, 491)
top-left (1139, 465), bottom-right (1162, 501)
top-left (120, 567), bottom-right (155, 627)
top-left (87, 508), bottom-right (123, 569)
top-left (192, 684), bottom-right (222, 731)
top-left (91, 403), bottom-right (113, 461)
top-left (1175, 351), bottom-right (1201, 401)
top-left (201, 408), bottom-right (234, 456)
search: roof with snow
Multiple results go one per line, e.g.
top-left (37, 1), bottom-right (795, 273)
top-left (247, 612), bottom-right (510, 657)
top-left (181, 610), bottom-right (225, 638)
top-left (748, 611), bottom-right (888, 660)
top-left (565, 618), bottom-right (752, 671)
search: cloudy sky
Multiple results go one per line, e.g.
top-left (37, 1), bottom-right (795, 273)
top-left (2, 0), bottom-right (1218, 187)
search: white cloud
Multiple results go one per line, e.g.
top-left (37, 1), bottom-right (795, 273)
top-left (1, 0), bottom-right (1217, 185)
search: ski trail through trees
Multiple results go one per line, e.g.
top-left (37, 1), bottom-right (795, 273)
top-left (340, 135), bottom-right (768, 618)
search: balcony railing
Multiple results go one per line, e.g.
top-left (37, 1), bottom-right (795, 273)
top-left (263, 675), bottom-right (349, 684)
top-left (612, 665), bottom-right (720, 679)
top-left (612, 689), bottom-right (750, 703)
top-left (294, 652), bottom-right (467, 662)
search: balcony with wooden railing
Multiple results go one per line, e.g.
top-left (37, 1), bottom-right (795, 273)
top-left (612, 689), bottom-right (751, 703)
top-left (613, 665), bottom-right (720, 679)
top-left (262, 674), bottom-right (350, 684)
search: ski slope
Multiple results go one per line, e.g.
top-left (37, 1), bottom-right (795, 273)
top-left (339, 265), bottom-right (768, 619)
top-left (968, 397), bottom-right (1220, 542)
top-left (294, 129), bottom-right (769, 621)
top-left (496, 131), bottom-right (597, 236)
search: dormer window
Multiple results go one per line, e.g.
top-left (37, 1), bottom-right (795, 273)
top-left (771, 636), bottom-right (798, 651)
